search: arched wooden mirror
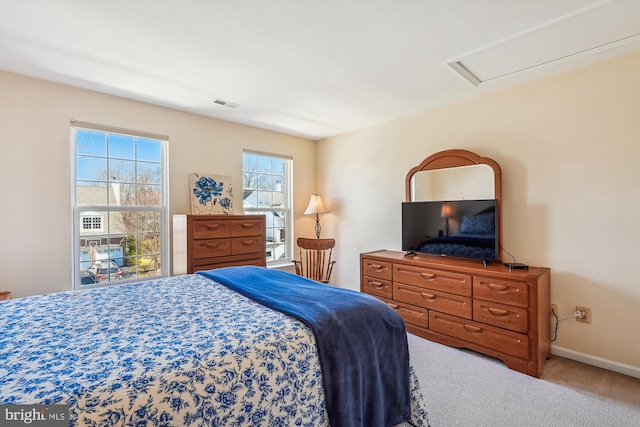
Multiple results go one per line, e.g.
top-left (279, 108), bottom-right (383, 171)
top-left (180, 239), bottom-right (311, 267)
top-left (405, 149), bottom-right (503, 260)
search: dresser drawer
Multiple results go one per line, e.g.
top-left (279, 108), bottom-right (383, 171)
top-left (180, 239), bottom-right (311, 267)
top-left (362, 276), bottom-right (393, 299)
top-left (231, 236), bottom-right (263, 255)
top-left (192, 257), bottom-right (265, 272)
top-left (473, 300), bottom-right (528, 333)
top-left (381, 298), bottom-right (429, 329)
top-left (231, 219), bottom-right (264, 237)
top-left (394, 282), bottom-right (471, 319)
top-left (192, 220), bottom-right (231, 239)
top-left (362, 258), bottom-right (393, 281)
top-left (193, 239), bottom-right (231, 259)
top-left (473, 276), bottom-right (528, 308)
top-left (393, 264), bottom-right (471, 296)
top-left (430, 311), bottom-right (529, 359)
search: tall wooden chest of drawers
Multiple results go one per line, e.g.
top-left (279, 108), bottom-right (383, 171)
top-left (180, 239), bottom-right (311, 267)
top-left (361, 250), bottom-right (551, 377)
top-left (173, 214), bottom-right (266, 275)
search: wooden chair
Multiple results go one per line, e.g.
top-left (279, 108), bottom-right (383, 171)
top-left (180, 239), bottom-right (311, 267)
top-left (293, 237), bottom-right (336, 283)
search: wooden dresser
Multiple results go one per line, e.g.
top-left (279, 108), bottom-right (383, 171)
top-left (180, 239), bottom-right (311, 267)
top-left (361, 250), bottom-right (551, 377)
top-left (173, 214), bottom-right (266, 275)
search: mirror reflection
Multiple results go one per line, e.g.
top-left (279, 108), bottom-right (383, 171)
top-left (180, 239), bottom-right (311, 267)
top-left (410, 164), bottom-right (494, 202)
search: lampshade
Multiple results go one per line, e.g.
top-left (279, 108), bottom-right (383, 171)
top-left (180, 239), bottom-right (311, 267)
top-left (441, 203), bottom-right (452, 218)
top-left (304, 194), bottom-right (329, 215)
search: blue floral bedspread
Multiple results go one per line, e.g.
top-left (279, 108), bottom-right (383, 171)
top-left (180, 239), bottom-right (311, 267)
top-left (0, 274), bottom-right (428, 427)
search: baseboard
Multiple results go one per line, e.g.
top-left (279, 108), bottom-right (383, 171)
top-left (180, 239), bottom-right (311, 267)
top-left (551, 345), bottom-right (640, 379)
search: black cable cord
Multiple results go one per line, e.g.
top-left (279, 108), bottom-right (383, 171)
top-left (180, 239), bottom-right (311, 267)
top-left (499, 243), bottom-right (517, 264)
top-left (551, 307), bottom-right (559, 342)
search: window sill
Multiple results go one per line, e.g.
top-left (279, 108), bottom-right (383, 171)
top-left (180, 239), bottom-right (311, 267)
top-left (268, 261), bottom-right (295, 271)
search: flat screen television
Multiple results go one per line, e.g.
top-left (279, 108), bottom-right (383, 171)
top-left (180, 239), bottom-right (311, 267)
top-left (402, 199), bottom-right (498, 261)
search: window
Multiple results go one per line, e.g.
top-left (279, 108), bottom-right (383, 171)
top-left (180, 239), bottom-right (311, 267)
top-left (242, 151), bottom-right (293, 265)
top-left (81, 215), bottom-right (102, 231)
top-left (71, 121), bottom-right (168, 288)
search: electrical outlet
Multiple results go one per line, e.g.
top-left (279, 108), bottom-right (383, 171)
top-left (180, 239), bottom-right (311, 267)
top-left (551, 303), bottom-right (559, 316)
top-left (576, 306), bottom-right (592, 324)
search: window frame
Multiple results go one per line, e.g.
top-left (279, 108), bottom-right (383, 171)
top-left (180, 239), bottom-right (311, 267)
top-left (242, 150), bottom-right (293, 267)
top-left (70, 121), bottom-right (169, 289)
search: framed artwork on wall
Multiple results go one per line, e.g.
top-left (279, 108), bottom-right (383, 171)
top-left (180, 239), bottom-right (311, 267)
top-left (189, 173), bottom-right (234, 215)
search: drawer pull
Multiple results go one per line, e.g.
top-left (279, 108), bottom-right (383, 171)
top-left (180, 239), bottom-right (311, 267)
top-left (488, 307), bottom-right (509, 317)
top-left (241, 223), bottom-right (255, 228)
top-left (387, 303), bottom-right (399, 309)
top-left (488, 283), bottom-right (509, 292)
top-left (241, 240), bottom-right (255, 245)
top-left (204, 224), bottom-right (221, 230)
top-left (204, 243), bottom-right (221, 249)
top-left (419, 272), bottom-right (435, 280)
top-left (370, 281), bottom-right (385, 290)
top-left (463, 324), bottom-right (483, 334)
top-left (369, 264), bottom-right (386, 272)
top-left (420, 292), bottom-right (435, 300)
top-left (400, 308), bottom-right (425, 316)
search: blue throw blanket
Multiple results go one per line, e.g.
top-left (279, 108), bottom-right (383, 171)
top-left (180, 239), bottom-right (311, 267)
top-left (197, 266), bottom-right (411, 427)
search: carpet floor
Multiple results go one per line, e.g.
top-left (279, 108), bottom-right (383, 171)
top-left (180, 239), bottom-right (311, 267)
top-left (407, 333), bottom-right (640, 427)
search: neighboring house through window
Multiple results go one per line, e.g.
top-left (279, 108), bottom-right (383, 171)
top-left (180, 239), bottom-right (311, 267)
top-left (242, 151), bottom-right (293, 265)
top-left (81, 215), bottom-right (103, 232)
top-left (71, 121), bottom-right (168, 288)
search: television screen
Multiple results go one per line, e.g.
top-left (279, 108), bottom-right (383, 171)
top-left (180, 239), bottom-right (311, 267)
top-left (402, 199), bottom-right (498, 261)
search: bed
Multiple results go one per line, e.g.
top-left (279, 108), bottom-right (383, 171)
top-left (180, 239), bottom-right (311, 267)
top-left (0, 267), bottom-right (429, 427)
top-left (418, 209), bottom-right (497, 259)
top-left (418, 234), bottom-right (496, 259)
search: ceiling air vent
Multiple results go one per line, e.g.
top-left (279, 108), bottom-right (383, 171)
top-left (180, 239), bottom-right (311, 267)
top-left (213, 98), bottom-right (240, 108)
top-left (447, 61), bottom-right (481, 87)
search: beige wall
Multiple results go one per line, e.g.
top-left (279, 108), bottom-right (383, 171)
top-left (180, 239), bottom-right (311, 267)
top-left (0, 71), bottom-right (317, 298)
top-left (318, 52), bottom-right (640, 375)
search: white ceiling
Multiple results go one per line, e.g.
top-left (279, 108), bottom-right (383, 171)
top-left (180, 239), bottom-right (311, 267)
top-left (1, 0), bottom-right (638, 140)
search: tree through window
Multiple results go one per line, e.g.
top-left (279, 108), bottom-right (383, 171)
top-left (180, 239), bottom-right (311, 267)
top-left (242, 151), bottom-right (292, 265)
top-left (72, 122), bottom-right (168, 288)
